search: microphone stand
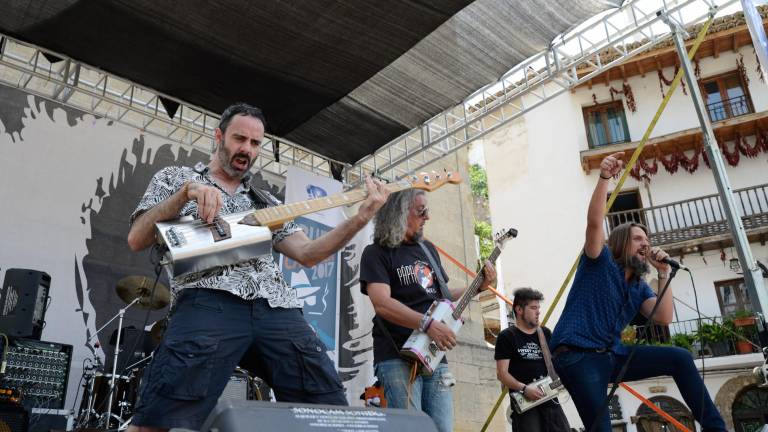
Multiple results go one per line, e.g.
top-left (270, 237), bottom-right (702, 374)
top-left (588, 265), bottom-right (680, 432)
top-left (86, 297), bottom-right (140, 428)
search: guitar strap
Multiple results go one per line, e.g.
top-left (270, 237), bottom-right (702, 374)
top-left (247, 186), bottom-right (280, 210)
top-left (536, 327), bottom-right (559, 381)
top-left (417, 241), bottom-right (452, 300)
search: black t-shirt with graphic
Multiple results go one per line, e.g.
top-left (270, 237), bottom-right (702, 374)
top-left (360, 241), bottom-right (449, 364)
top-left (494, 326), bottom-right (552, 385)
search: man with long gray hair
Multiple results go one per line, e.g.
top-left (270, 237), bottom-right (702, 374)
top-left (360, 189), bottom-right (496, 432)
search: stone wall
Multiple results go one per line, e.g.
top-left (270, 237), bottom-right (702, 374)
top-left (422, 148), bottom-right (510, 431)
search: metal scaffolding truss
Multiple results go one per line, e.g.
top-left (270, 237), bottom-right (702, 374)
top-left (0, 0), bottom-right (740, 186)
top-left (346, 0), bottom-right (738, 187)
top-left (0, 34), bottom-right (343, 180)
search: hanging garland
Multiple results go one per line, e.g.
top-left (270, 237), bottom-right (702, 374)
top-left (694, 58), bottom-right (701, 80)
top-left (628, 130), bottom-right (768, 180)
top-left (677, 145), bottom-right (701, 173)
top-left (609, 82), bottom-right (637, 113)
top-left (737, 53), bottom-right (750, 88)
top-left (755, 48), bottom-right (766, 83)
top-left (658, 64), bottom-right (687, 97)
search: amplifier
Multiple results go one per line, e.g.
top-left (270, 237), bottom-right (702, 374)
top-left (28, 408), bottom-right (75, 432)
top-left (201, 400), bottom-right (438, 432)
top-left (0, 269), bottom-right (51, 340)
top-left (0, 337), bottom-right (73, 410)
top-left (0, 401), bottom-right (28, 432)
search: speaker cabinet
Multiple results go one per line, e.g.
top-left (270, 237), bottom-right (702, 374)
top-left (0, 401), bottom-right (28, 432)
top-left (0, 269), bottom-right (51, 340)
top-left (202, 400), bottom-right (438, 432)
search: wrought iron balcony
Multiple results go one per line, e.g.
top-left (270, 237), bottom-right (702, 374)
top-left (628, 316), bottom-right (760, 358)
top-left (605, 183), bottom-right (768, 251)
top-left (706, 95), bottom-right (753, 122)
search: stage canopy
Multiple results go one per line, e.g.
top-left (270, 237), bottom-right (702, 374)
top-left (0, 0), bottom-right (622, 164)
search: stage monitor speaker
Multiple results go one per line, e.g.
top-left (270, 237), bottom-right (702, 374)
top-left (0, 401), bottom-right (28, 432)
top-left (0, 269), bottom-right (51, 340)
top-left (200, 400), bottom-right (438, 432)
top-left (28, 408), bottom-right (74, 432)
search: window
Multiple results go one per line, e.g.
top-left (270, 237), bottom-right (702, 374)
top-left (583, 100), bottom-right (631, 148)
top-left (732, 386), bottom-right (768, 432)
top-left (634, 396), bottom-right (695, 432)
top-left (701, 71), bottom-right (753, 122)
top-left (715, 278), bottom-right (754, 316)
top-left (607, 189), bottom-right (645, 230)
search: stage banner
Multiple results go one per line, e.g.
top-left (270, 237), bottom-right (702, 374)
top-left (281, 166), bottom-right (375, 404)
top-left (282, 167), bottom-right (345, 362)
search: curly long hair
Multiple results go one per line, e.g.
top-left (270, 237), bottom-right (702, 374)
top-left (373, 189), bottom-right (424, 248)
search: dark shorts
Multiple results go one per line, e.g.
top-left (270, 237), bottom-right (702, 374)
top-left (131, 289), bottom-right (347, 430)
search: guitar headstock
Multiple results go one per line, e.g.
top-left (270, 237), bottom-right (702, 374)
top-left (407, 170), bottom-right (462, 192)
top-left (494, 228), bottom-right (518, 246)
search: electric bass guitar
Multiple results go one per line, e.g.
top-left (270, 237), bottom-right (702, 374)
top-left (399, 228), bottom-right (517, 374)
top-left (155, 171), bottom-right (461, 277)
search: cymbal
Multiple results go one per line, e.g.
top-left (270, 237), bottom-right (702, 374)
top-left (149, 318), bottom-right (168, 345)
top-left (116, 276), bottom-right (170, 310)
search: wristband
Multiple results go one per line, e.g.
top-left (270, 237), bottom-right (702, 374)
top-left (419, 314), bottom-right (432, 332)
top-left (520, 384), bottom-right (527, 393)
top-left (600, 174), bottom-right (612, 180)
top-left (423, 318), bottom-right (434, 332)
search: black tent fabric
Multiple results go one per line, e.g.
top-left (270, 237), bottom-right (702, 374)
top-left (0, 0), bottom-right (621, 163)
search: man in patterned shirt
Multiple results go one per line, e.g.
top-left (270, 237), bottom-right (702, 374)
top-left (549, 153), bottom-right (725, 432)
top-left (126, 103), bottom-right (389, 432)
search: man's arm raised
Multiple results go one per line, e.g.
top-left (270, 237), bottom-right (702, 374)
top-left (274, 175), bottom-right (388, 267)
top-left (585, 152), bottom-right (624, 259)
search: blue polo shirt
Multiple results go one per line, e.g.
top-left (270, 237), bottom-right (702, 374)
top-left (550, 245), bottom-right (655, 355)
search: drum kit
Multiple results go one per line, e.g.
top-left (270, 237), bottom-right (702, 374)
top-left (75, 276), bottom-right (269, 430)
top-left (75, 275), bottom-right (170, 430)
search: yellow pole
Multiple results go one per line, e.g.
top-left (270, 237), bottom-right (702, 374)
top-left (480, 14), bottom-right (716, 431)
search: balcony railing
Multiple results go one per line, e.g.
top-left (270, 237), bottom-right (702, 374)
top-left (605, 183), bottom-right (768, 247)
top-left (629, 316), bottom-right (760, 358)
top-left (706, 95), bottom-right (753, 122)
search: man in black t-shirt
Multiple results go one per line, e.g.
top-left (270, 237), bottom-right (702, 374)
top-left (495, 288), bottom-right (569, 432)
top-left (360, 189), bottom-right (495, 432)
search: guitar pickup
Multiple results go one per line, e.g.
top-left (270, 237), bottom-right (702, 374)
top-left (165, 227), bottom-right (187, 248)
top-left (211, 218), bottom-right (232, 242)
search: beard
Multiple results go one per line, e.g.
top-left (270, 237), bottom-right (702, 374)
top-left (627, 255), bottom-right (650, 278)
top-left (217, 141), bottom-right (252, 179)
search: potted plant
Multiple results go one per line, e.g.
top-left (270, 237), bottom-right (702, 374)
top-left (671, 332), bottom-right (695, 353)
top-left (733, 326), bottom-right (754, 354)
top-left (732, 309), bottom-right (756, 327)
top-left (695, 321), bottom-right (731, 356)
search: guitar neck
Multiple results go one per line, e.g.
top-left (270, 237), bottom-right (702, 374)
top-left (451, 245), bottom-right (503, 320)
top-left (250, 182), bottom-right (412, 228)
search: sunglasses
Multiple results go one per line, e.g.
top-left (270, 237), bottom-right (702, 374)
top-left (414, 207), bottom-right (429, 218)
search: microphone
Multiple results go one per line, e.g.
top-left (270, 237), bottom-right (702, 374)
top-left (660, 257), bottom-right (688, 271)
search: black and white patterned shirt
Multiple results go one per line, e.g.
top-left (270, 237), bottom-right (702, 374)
top-left (130, 162), bottom-right (303, 308)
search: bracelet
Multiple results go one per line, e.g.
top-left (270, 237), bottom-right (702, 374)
top-left (520, 384), bottom-right (527, 393)
top-left (599, 174), bottom-right (612, 180)
top-left (419, 314), bottom-right (432, 332)
top-left (423, 318), bottom-right (434, 332)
